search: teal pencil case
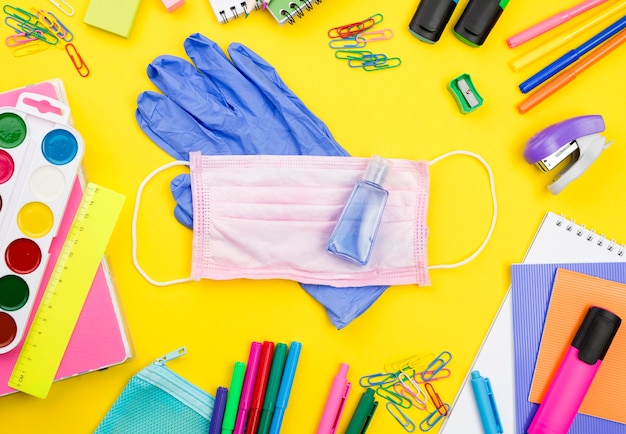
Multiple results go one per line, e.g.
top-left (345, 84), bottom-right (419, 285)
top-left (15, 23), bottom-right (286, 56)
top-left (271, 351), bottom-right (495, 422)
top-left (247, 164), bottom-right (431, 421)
top-left (95, 347), bottom-right (214, 434)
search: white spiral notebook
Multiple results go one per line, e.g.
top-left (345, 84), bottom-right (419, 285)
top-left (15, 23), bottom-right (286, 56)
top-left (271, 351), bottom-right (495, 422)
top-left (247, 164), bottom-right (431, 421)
top-left (440, 211), bottom-right (626, 433)
top-left (207, 0), bottom-right (260, 23)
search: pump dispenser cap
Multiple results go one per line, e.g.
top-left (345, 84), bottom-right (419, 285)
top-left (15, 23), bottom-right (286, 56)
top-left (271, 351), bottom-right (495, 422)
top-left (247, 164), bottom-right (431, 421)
top-left (364, 155), bottom-right (393, 186)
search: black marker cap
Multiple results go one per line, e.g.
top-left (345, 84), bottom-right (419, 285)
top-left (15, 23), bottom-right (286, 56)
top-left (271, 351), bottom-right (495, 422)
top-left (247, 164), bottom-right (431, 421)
top-left (453, 0), bottom-right (508, 47)
top-left (408, 0), bottom-right (459, 44)
top-left (572, 307), bottom-right (621, 365)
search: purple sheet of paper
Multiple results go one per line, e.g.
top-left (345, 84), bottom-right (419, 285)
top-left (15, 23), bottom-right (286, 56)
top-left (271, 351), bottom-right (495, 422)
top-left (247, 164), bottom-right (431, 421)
top-left (511, 262), bottom-right (626, 433)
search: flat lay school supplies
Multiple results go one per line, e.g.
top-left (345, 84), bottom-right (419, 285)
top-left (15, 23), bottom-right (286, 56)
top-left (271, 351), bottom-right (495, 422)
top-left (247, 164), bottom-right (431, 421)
top-left (523, 115), bottom-right (611, 194)
top-left (0, 92), bottom-right (84, 354)
top-left (528, 304), bottom-right (621, 433)
top-left (206, 0), bottom-right (258, 23)
top-left (440, 211), bottom-right (626, 434)
top-left (83, 0), bottom-right (141, 38)
top-left (265, 0), bottom-right (323, 25)
top-left (0, 81), bottom-right (131, 396)
top-left (507, 0), bottom-right (609, 47)
top-left (95, 347), bottom-right (214, 434)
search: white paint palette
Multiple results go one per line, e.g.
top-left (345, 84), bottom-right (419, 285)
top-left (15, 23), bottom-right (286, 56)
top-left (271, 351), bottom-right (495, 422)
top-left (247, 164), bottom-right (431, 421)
top-left (0, 92), bottom-right (84, 354)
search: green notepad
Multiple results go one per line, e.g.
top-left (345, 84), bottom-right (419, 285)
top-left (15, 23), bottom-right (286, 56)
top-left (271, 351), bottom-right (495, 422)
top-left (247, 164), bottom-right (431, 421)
top-left (266, 0), bottom-right (323, 25)
top-left (83, 0), bottom-right (141, 38)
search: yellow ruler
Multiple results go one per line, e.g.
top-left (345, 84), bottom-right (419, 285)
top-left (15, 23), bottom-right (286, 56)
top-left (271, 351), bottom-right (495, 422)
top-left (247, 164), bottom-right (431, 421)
top-left (9, 182), bottom-right (125, 398)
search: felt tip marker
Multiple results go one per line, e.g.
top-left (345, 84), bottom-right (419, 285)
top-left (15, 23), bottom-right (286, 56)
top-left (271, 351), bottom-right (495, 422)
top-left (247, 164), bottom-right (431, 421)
top-left (527, 306), bottom-right (621, 434)
top-left (269, 341), bottom-right (302, 434)
top-left (209, 387), bottom-right (228, 434)
top-left (246, 341), bottom-right (275, 434)
top-left (257, 343), bottom-right (288, 434)
top-left (234, 342), bottom-right (262, 434)
top-left (316, 363), bottom-right (351, 434)
top-left (222, 362), bottom-right (246, 434)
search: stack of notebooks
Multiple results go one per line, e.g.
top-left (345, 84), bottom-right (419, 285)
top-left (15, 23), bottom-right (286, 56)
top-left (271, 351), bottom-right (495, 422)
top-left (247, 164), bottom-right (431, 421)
top-left (207, 0), bottom-right (323, 24)
top-left (441, 211), bottom-right (626, 433)
top-left (0, 80), bottom-right (132, 396)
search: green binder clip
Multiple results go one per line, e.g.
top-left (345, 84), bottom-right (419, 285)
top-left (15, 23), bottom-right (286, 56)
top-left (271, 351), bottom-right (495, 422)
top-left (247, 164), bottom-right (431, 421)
top-left (448, 73), bottom-right (483, 114)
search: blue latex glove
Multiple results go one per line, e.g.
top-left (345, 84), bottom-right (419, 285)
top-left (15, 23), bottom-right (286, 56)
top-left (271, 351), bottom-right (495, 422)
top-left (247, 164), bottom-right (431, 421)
top-left (136, 33), bottom-right (387, 329)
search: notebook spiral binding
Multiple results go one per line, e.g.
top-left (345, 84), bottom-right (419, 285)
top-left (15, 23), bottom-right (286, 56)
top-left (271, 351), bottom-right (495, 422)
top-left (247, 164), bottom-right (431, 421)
top-left (278, 0), bottom-right (322, 24)
top-left (556, 214), bottom-right (625, 256)
top-left (218, 1), bottom-right (261, 23)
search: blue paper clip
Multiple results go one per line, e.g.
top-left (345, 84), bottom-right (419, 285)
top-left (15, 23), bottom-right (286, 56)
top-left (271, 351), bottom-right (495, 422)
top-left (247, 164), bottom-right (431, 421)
top-left (359, 371), bottom-right (397, 388)
top-left (415, 367), bottom-right (451, 383)
top-left (386, 401), bottom-right (416, 432)
top-left (421, 351), bottom-right (452, 382)
top-left (419, 404), bottom-right (450, 432)
top-left (362, 57), bottom-right (401, 71)
top-left (329, 37), bottom-right (366, 49)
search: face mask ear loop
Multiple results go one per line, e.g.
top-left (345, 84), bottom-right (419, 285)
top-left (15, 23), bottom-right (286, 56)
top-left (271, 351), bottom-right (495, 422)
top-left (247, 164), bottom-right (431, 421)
top-left (132, 160), bottom-right (194, 286)
top-left (427, 150), bottom-right (498, 270)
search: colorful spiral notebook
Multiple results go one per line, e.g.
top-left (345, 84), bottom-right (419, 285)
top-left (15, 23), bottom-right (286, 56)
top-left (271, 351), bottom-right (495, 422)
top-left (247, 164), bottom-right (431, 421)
top-left (266, 0), bottom-right (323, 25)
top-left (440, 211), bottom-right (626, 433)
top-left (0, 80), bottom-right (132, 396)
top-left (207, 0), bottom-right (260, 23)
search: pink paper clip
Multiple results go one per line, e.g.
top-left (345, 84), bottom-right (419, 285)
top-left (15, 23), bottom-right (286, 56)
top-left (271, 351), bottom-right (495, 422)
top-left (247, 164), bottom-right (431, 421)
top-left (356, 28), bottom-right (394, 43)
top-left (6, 33), bottom-right (37, 47)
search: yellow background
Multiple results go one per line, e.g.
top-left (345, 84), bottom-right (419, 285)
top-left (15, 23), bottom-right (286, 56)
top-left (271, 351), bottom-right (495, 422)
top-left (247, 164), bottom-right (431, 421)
top-left (2, 0), bottom-right (626, 432)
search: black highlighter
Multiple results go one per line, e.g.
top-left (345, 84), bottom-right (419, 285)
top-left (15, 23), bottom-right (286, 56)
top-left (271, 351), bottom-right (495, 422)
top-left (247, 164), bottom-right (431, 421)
top-left (409, 0), bottom-right (459, 44)
top-left (453, 0), bottom-right (510, 47)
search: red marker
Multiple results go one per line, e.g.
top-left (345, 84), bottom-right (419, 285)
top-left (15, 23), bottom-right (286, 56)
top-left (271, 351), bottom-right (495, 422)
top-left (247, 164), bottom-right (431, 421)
top-left (246, 341), bottom-right (275, 434)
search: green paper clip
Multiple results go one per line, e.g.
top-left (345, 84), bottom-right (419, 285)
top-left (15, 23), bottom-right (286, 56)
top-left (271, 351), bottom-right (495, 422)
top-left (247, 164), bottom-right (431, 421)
top-left (448, 73), bottom-right (483, 114)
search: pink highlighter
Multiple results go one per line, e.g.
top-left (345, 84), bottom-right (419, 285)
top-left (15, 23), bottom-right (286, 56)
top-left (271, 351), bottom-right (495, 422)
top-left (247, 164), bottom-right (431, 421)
top-left (527, 306), bottom-right (621, 434)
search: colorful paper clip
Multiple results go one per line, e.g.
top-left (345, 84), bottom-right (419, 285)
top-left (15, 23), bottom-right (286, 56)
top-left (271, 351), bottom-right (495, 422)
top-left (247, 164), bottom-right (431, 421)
top-left (385, 353), bottom-right (435, 374)
top-left (386, 401), bottom-right (416, 433)
top-left (362, 57), bottom-right (401, 71)
top-left (3, 5), bottom-right (40, 26)
top-left (328, 37), bottom-right (366, 49)
top-left (356, 28), bottom-right (394, 43)
top-left (334, 49), bottom-right (373, 60)
top-left (5, 32), bottom-right (37, 47)
top-left (421, 351), bottom-right (452, 382)
top-left (424, 382), bottom-right (447, 416)
top-left (49, 0), bottom-right (74, 16)
top-left (375, 383), bottom-right (412, 409)
top-left (348, 53), bottom-right (387, 68)
top-left (395, 372), bottom-right (428, 410)
top-left (359, 371), bottom-right (398, 388)
top-left (414, 367), bottom-right (451, 383)
top-left (419, 404), bottom-right (449, 432)
top-left (11, 40), bottom-right (49, 57)
top-left (327, 14), bottom-right (382, 39)
top-left (66, 43), bottom-right (89, 77)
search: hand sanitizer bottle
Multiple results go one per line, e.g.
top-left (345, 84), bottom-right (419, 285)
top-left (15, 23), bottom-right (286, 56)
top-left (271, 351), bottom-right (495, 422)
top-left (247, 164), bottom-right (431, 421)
top-left (327, 155), bottom-right (393, 265)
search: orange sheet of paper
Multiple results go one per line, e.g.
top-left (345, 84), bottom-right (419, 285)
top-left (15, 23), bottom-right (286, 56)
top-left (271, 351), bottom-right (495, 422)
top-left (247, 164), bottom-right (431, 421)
top-left (530, 268), bottom-right (626, 424)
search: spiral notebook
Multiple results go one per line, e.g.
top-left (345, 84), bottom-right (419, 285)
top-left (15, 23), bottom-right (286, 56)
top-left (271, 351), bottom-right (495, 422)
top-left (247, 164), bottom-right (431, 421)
top-left (440, 211), bottom-right (626, 433)
top-left (266, 0), bottom-right (323, 25)
top-left (207, 0), bottom-right (260, 23)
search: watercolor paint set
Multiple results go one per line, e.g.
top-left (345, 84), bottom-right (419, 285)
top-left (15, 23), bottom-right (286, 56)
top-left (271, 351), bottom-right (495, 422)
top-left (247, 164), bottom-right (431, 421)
top-left (0, 92), bottom-right (84, 354)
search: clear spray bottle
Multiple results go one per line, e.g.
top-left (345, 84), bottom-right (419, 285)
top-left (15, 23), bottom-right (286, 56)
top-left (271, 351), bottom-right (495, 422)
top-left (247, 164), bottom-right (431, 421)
top-left (327, 155), bottom-right (393, 265)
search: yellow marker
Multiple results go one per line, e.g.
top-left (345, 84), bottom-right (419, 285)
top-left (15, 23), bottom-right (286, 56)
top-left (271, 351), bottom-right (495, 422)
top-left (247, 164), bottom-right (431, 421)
top-left (511, 0), bottom-right (626, 71)
top-left (9, 183), bottom-right (124, 398)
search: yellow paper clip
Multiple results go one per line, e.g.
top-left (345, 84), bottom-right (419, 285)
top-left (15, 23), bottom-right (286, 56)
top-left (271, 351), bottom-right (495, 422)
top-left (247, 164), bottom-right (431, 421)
top-left (386, 401), bottom-right (416, 433)
top-left (66, 43), bottom-right (89, 77)
top-left (12, 40), bottom-right (50, 57)
top-left (385, 352), bottom-right (435, 374)
top-left (49, 0), bottom-right (74, 16)
top-left (421, 351), bottom-right (452, 382)
top-left (419, 404), bottom-right (450, 432)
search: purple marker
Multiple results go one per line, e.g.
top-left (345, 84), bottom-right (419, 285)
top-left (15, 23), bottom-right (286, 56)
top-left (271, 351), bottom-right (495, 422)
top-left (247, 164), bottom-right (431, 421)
top-left (527, 306), bottom-right (621, 434)
top-left (234, 342), bottom-right (262, 434)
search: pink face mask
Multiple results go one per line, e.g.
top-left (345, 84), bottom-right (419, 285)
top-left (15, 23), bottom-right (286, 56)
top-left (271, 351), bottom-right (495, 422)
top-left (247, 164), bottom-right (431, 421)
top-left (132, 151), bottom-right (496, 287)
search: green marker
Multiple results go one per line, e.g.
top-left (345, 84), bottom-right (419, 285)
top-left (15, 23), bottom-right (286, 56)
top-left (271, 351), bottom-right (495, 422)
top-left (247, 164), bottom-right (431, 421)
top-left (222, 361), bottom-right (246, 434)
top-left (345, 388), bottom-right (378, 434)
top-left (257, 343), bottom-right (288, 434)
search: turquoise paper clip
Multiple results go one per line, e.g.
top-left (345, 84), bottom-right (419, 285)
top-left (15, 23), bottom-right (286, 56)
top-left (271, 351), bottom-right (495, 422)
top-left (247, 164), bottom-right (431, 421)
top-left (359, 371), bottom-right (397, 387)
top-left (387, 401), bottom-right (416, 432)
top-left (419, 404), bottom-right (450, 432)
top-left (349, 53), bottom-right (387, 68)
top-left (329, 37), bottom-right (366, 49)
top-left (363, 57), bottom-right (401, 71)
top-left (421, 351), bottom-right (452, 382)
top-left (415, 367), bottom-right (451, 383)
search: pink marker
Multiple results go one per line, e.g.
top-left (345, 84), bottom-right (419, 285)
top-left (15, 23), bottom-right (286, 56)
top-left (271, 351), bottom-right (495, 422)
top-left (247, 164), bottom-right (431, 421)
top-left (234, 342), bottom-right (262, 434)
top-left (317, 363), bottom-right (351, 434)
top-left (507, 0), bottom-right (609, 47)
top-left (527, 306), bottom-right (621, 434)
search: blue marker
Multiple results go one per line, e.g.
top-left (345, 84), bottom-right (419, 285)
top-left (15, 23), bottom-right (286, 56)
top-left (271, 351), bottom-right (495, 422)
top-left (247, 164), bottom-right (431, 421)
top-left (470, 370), bottom-right (503, 434)
top-left (269, 341), bottom-right (302, 434)
top-left (520, 16), bottom-right (626, 93)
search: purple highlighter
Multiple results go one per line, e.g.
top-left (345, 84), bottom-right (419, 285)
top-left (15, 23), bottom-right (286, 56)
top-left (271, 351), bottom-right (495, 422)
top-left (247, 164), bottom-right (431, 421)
top-left (527, 306), bottom-right (621, 434)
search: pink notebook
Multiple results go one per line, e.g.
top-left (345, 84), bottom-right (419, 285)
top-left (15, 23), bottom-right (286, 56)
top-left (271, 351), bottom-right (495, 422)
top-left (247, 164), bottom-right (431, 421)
top-left (0, 80), bottom-right (132, 396)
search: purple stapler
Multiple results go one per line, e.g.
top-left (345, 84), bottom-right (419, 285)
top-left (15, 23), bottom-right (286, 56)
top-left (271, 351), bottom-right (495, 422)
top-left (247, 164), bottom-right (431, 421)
top-left (524, 115), bottom-right (611, 194)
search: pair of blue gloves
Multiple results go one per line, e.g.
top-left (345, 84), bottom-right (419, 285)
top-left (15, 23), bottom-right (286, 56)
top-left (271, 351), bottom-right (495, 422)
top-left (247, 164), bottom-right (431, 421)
top-left (136, 33), bottom-right (387, 329)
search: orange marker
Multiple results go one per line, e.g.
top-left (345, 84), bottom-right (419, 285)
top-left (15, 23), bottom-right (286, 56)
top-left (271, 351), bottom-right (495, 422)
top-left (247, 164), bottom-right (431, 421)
top-left (518, 28), bottom-right (626, 113)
